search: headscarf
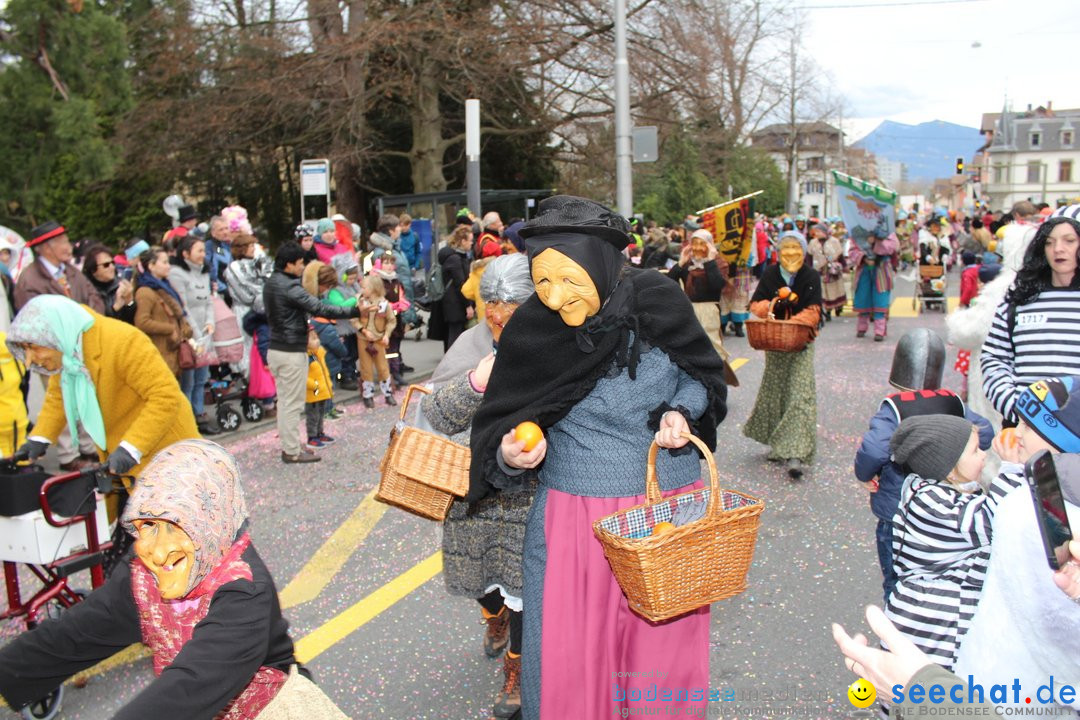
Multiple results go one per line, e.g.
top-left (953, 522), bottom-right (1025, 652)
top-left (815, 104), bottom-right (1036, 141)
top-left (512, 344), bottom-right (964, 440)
top-left (6, 295), bottom-right (106, 448)
top-left (122, 439), bottom-right (249, 598)
top-left (777, 231), bottom-right (807, 284)
top-left (468, 196), bottom-right (728, 502)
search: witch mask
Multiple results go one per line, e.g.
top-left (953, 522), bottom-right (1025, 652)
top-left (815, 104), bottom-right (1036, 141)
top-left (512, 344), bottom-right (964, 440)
top-left (531, 248), bottom-right (601, 327)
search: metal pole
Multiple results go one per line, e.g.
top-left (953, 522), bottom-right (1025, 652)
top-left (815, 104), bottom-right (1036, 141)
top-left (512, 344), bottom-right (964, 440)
top-left (613, 0), bottom-right (633, 218)
top-left (466, 99), bottom-right (482, 216)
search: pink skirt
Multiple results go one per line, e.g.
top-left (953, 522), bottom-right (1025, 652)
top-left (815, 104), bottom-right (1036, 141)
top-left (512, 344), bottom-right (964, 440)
top-left (538, 482), bottom-right (711, 718)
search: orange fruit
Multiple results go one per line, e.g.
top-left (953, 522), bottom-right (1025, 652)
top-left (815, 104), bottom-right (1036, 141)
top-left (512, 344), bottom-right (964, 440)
top-left (651, 522), bottom-right (676, 536)
top-left (514, 421), bottom-right (544, 451)
top-left (778, 286), bottom-right (791, 300)
top-left (999, 427), bottom-right (1017, 449)
top-left (789, 292), bottom-right (799, 303)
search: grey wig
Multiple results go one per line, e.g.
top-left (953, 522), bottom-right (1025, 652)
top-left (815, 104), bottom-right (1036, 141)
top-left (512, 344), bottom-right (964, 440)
top-left (480, 253), bottom-right (533, 304)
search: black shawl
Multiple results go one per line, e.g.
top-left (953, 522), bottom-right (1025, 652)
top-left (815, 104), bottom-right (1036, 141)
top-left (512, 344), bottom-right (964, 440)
top-left (750, 263), bottom-right (823, 318)
top-left (467, 267), bottom-right (728, 502)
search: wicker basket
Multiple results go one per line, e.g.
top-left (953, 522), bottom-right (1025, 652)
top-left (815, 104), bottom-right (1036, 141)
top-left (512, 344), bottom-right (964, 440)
top-left (592, 433), bottom-right (764, 622)
top-left (745, 297), bottom-right (814, 353)
top-left (376, 385), bottom-right (471, 521)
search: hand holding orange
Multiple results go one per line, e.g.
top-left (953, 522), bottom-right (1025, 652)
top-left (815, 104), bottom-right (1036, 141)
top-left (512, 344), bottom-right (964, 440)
top-left (514, 421), bottom-right (544, 451)
top-left (999, 427), bottom-right (1017, 449)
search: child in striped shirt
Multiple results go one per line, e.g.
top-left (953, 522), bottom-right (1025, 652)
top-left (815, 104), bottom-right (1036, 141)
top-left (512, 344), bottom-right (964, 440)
top-left (885, 414), bottom-right (1022, 669)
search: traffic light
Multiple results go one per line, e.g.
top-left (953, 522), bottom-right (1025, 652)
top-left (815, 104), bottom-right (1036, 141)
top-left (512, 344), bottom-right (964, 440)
top-left (956, 157), bottom-right (965, 175)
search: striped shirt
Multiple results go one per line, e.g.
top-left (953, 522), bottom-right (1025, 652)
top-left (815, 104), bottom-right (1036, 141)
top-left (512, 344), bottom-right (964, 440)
top-left (980, 289), bottom-right (1080, 422)
top-left (885, 469), bottom-right (1023, 669)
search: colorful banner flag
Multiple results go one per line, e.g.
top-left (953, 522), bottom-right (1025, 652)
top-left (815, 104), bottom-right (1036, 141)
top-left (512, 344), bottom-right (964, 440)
top-left (698, 192), bottom-right (761, 267)
top-left (832, 171), bottom-right (898, 255)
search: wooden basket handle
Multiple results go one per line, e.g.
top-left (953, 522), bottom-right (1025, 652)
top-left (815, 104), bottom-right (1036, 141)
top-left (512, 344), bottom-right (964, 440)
top-left (766, 296), bottom-right (779, 320)
top-left (645, 432), bottom-right (720, 518)
top-left (399, 384), bottom-right (431, 421)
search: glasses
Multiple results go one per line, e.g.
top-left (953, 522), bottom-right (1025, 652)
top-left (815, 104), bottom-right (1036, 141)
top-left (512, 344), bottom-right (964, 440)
top-left (98, 260), bottom-right (115, 268)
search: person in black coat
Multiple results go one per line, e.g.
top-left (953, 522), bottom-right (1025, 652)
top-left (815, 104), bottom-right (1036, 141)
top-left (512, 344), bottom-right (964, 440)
top-left (437, 225), bottom-right (474, 351)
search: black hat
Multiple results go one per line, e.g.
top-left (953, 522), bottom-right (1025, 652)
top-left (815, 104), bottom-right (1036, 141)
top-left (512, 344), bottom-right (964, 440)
top-left (27, 220), bottom-right (67, 247)
top-left (518, 195), bottom-right (630, 250)
top-left (177, 205), bottom-right (198, 223)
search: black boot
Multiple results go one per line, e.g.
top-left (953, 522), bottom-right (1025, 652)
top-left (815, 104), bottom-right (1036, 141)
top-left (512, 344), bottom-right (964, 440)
top-left (732, 322), bottom-right (744, 337)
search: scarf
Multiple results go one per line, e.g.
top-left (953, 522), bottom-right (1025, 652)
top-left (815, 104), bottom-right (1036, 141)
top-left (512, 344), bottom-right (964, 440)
top-left (137, 271), bottom-right (185, 311)
top-left (6, 295), bottom-right (106, 449)
top-left (468, 264), bottom-right (729, 502)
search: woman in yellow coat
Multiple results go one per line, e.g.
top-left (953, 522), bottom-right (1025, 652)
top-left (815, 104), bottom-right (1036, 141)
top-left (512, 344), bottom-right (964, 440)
top-left (7, 295), bottom-right (199, 478)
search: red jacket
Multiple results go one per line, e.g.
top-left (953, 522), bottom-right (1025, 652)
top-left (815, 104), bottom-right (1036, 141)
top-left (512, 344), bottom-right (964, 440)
top-left (959, 265), bottom-right (979, 307)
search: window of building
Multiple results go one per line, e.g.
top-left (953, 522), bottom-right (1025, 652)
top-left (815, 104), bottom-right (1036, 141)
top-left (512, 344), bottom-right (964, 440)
top-left (1061, 160), bottom-right (1073, 183)
top-left (1030, 132), bottom-right (1041, 147)
top-left (1063, 130), bottom-right (1074, 146)
top-left (806, 156), bottom-right (824, 170)
top-left (804, 181), bottom-right (824, 194)
top-left (993, 164), bottom-right (1009, 184)
top-left (1027, 161), bottom-right (1042, 183)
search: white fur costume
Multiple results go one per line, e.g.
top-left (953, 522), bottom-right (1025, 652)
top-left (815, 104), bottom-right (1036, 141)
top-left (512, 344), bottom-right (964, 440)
top-left (945, 223), bottom-right (1037, 431)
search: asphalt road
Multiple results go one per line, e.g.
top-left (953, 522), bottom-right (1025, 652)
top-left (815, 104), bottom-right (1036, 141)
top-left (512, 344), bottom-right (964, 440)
top-left (0, 269), bottom-right (968, 720)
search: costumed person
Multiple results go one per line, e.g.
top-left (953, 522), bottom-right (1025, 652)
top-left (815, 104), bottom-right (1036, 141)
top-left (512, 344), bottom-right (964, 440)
top-left (419, 254), bottom-right (535, 720)
top-left (743, 230), bottom-right (821, 479)
top-left (468, 196), bottom-right (728, 720)
top-left (807, 222), bottom-right (846, 320)
top-left (885, 416), bottom-right (1021, 673)
top-left (981, 207), bottom-right (1080, 426)
top-left (720, 239), bottom-right (754, 338)
top-left (665, 228), bottom-right (738, 385)
top-left (854, 329), bottom-right (994, 604)
top-left (850, 231), bottom-right (898, 341)
top-left (918, 217), bottom-right (950, 267)
top-left (946, 221), bottom-right (1034, 431)
top-left (357, 274), bottom-right (397, 408)
top-left (0, 439), bottom-right (348, 719)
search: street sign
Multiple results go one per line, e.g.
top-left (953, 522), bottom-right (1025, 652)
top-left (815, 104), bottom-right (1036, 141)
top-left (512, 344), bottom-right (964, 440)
top-left (300, 158), bottom-right (331, 224)
top-left (632, 126), bottom-right (658, 163)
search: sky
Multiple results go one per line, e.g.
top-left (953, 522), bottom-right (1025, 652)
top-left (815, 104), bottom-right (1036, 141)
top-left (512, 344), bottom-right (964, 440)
top-left (800, 0), bottom-right (1080, 142)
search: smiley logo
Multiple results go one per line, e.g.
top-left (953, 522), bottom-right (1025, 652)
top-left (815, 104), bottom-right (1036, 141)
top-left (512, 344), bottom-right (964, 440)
top-left (848, 678), bottom-right (876, 708)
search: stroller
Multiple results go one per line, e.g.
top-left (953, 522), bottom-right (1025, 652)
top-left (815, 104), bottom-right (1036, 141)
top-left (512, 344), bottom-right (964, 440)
top-left (0, 458), bottom-right (119, 719)
top-left (913, 261), bottom-right (947, 313)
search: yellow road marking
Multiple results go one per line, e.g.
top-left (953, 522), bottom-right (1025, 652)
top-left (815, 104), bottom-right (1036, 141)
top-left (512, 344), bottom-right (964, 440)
top-left (730, 357), bottom-right (749, 371)
top-left (890, 294), bottom-right (960, 318)
top-left (295, 551), bottom-right (443, 663)
top-left (278, 487), bottom-right (388, 610)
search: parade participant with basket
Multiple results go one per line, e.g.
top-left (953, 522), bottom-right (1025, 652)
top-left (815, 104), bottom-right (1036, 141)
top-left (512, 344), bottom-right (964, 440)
top-left (468, 196), bottom-right (731, 720)
top-left (743, 230), bottom-right (822, 480)
top-left (418, 254), bottom-right (535, 720)
top-left (0, 439), bottom-right (348, 719)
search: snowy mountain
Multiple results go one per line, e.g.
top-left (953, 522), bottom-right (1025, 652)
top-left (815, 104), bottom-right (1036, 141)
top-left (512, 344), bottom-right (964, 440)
top-left (852, 119), bottom-right (983, 182)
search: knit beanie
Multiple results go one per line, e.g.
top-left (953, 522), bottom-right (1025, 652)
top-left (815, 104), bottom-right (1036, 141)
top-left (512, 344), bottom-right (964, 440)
top-left (1015, 376), bottom-right (1080, 453)
top-left (890, 415), bottom-right (974, 481)
top-left (316, 218), bottom-right (335, 236)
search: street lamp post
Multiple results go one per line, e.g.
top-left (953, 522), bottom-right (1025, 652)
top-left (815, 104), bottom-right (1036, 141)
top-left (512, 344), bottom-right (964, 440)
top-left (613, 0), bottom-right (633, 218)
